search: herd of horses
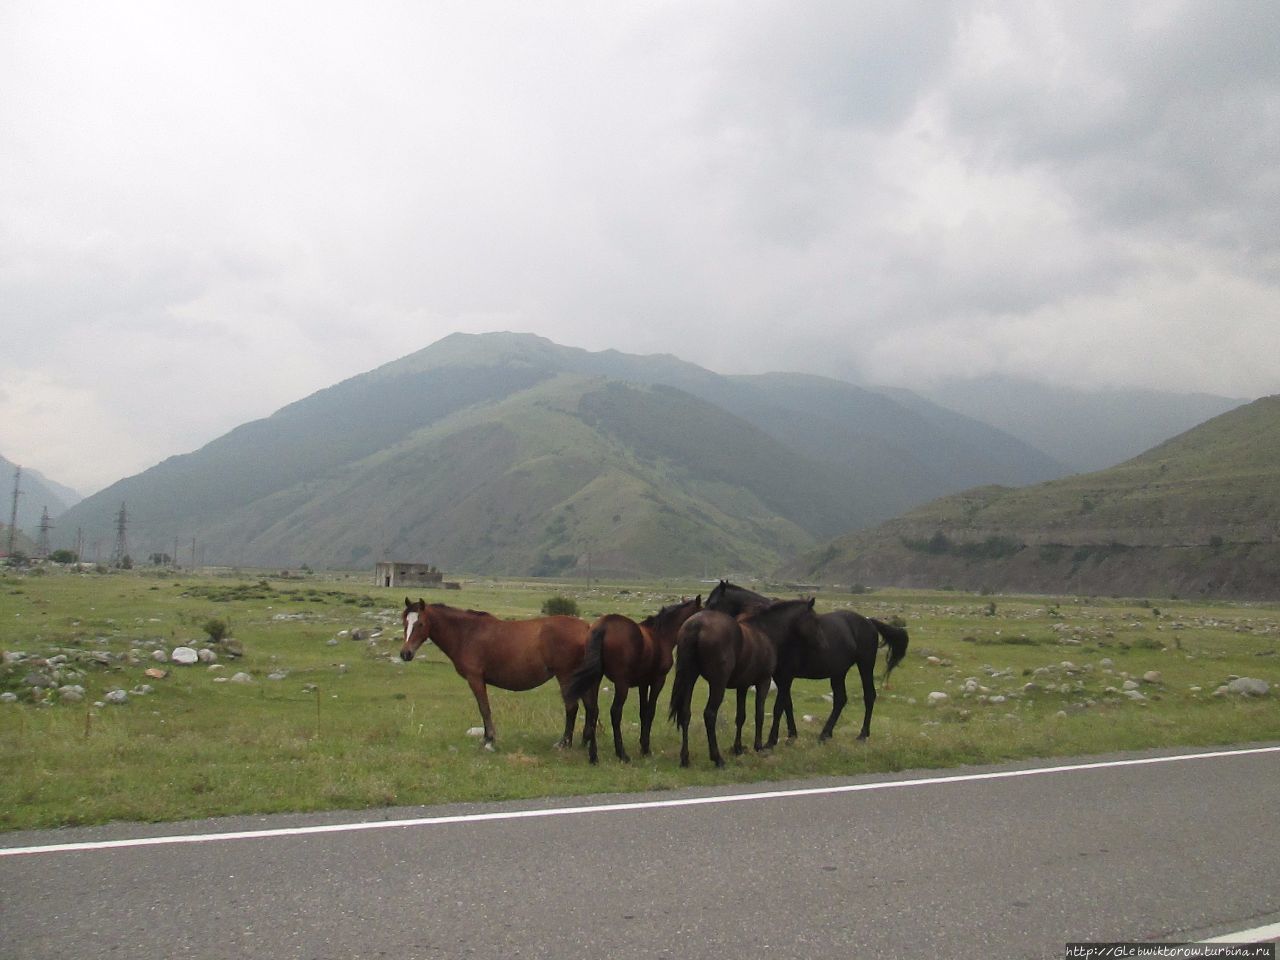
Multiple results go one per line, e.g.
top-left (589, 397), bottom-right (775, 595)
top-left (399, 580), bottom-right (910, 768)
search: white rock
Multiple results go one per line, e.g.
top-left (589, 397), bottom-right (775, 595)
top-left (171, 647), bottom-right (199, 666)
top-left (197, 648), bottom-right (217, 663)
top-left (267, 672), bottom-right (287, 681)
top-left (927, 691), bottom-right (949, 705)
top-left (1124, 689), bottom-right (1147, 701)
top-left (0, 692), bottom-right (17, 703)
top-left (466, 726), bottom-right (486, 737)
top-left (1122, 679), bottom-right (1140, 691)
top-left (105, 689), bottom-right (129, 704)
top-left (1142, 670), bottom-right (1162, 684)
top-left (151, 649), bottom-right (169, 663)
top-left (1226, 677), bottom-right (1270, 697)
top-left (59, 685), bottom-right (86, 702)
top-left (230, 672), bottom-right (253, 684)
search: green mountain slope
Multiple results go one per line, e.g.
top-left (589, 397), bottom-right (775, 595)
top-left (55, 332), bottom-right (1076, 575)
top-left (787, 396), bottom-right (1280, 599)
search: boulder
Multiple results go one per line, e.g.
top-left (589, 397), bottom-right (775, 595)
top-left (171, 647), bottom-right (199, 666)
top-left (1226, 677), bottom-right (1270, 697)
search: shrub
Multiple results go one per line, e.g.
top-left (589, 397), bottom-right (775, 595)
top-left (203, 618), bottom-right (231, 643)
top-left (541, 595), bottom-right (579, 617)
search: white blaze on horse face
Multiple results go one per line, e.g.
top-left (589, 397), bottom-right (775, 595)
top-left (404, 611), bottom-right (419, 646)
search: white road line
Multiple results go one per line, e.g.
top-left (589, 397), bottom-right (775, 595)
top-left (1202, 921), bottom-right (1280, 943)
top-left (3, 744), bottom-right (1278, 859)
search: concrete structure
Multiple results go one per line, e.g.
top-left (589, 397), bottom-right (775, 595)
top-left (374, 561), bottom-right (444, 589)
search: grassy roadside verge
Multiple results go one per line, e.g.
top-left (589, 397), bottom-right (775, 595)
top-left (2, 568), bottom-right (1277, 831)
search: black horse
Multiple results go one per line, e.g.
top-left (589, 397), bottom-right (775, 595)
top-left (705, 580), bottom-right (908, 743)
top-left (668, 598), bottom-right (822, 768)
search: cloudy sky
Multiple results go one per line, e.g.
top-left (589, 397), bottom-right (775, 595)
top-left (3, 1), bottom-right (1279, 495)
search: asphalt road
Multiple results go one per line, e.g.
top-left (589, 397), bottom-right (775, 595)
top-left (3, 745), bottom-right (1278, 960)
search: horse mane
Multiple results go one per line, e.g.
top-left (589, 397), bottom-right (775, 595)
top-left (425, 603), bottom-right (495, 619)
top-left (640, 596), bottom-right (698, 629)
top-left (741, 597), bottom-right (814, 625)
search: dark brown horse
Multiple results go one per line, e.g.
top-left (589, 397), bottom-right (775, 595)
top-left (705, 580), bottom-right (909, 743)
top-left (667, 598), bottom-right (822, 768)
top-left (400, 599), bottom-right (596, 752)
top-left (566, 595), bottom-right (702, 764)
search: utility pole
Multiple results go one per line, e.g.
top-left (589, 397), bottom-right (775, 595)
top-left (36, 507), bottom-right (52, 558)
top-left (111, 502), bottom-right (129, 568)
top-left (6, 466), bottom-right (20, 557)
top-left (75, 527), bottom-right (84, 565)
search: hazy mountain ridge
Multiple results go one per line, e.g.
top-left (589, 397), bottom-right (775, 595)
top-left (786, 396), bottom-right (1280, 599)
top-left (0, 454), bottom-right (82, 538)
top-left (904, 376), bottom-right (1247, 473)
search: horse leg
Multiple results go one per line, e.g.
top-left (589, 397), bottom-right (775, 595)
top-left (753, 680), bottom-right (769, 751)
top-left (640, 680), bottom-right (662, 756)
top-left (820, 673), bottom-right (848, 741)
top-left (703, 683), bottom-right (726, 768)
top-left (767, 676), bottom-right (793, 748)
top-left (732, 687), bottom-right (748, 755)
top-left (610, 683), bottom-right (631, 763)
top-left (855, 658), bottom-right (877, 740)
top-left (466, 676), bottom-right (497, 751)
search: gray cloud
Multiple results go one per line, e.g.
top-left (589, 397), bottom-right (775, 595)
top-left (1, 1), bottom-right (1278, 494)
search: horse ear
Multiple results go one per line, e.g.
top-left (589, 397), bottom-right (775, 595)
top-left (418, 598), bottom-right (426, 608)
top-left (404, 597), bottom-right (411, 608)
top-left (695, 594), bottom-right (702, 605)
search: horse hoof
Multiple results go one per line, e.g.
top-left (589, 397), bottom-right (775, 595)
top-left (618, 753), bottom-right (631, 764)
top-left (483, 741), bottom-right (496, 752)
top-left (714, 758), bottom-right (726, 769)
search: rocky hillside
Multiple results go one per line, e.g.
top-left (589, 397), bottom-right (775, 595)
top-left (786, 396), bottom-right (1280, 599)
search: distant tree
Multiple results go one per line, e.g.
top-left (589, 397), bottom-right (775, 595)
top-left (48, 549), bottom-right (78, 564)
top-left (149, 552), bottom-right (172, 566)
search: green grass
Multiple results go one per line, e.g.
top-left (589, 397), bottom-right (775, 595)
top-left (1, 568), bottom-right (1278, 831)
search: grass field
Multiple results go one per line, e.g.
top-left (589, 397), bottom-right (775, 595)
top-left (1, 567), bottom-right (1277, 832)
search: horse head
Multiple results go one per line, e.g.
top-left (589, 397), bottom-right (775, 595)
top-left (400, 598), bottom-right (431, 661)
top-left (748, 597), bottom-right (821, 648)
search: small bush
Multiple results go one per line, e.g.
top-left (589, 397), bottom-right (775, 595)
top-left (541, 595), bottom-right (579, 617)
top-left (203, 618), bottom-right (231, 643)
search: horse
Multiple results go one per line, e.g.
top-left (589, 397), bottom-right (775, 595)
top-left (400, 599), bottom-right (597, 752)
top-left (705, 579), bottom-right (909, 743)
top-left (667, 598), bottom-right (822, 768)
top-left (565, 595), bottom-right (702, 764)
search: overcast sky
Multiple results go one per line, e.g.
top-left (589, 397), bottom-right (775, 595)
top-left (3, 1), bottom-right (1279, 495)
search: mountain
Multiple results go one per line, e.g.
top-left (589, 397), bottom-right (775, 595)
top-left (785, 396), bottom-right (1280, 599)
top-left (905, 376), bottom-right (1247, 473)
top-left (0, 455), bottom-right (82, 537)
top-left (54, 333), bottom-right (1070, 576)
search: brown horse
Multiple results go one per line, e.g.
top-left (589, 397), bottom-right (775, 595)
top-left (400, 599), bottom-right (596, 752)
top-left (668, 598), bottom-right (822, 768)
top-left (566, 595), bottom-right (702, 764)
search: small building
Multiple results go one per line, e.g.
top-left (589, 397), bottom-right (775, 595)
top-left (374, 561), bottom-right (444, 589)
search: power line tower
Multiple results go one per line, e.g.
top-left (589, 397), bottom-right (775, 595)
top-left (6, 466), bottom-right (20, 557)
top-left (36, 507), bottom-right (52, 558)
top-left (111, 502), bottom-right (129, 568)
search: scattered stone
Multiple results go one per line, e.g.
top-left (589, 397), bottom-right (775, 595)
top-left (267, 672), bottom-right (287, 681)
top-left (1226, 677), bottom-right (1270, 697)
top-left (927, 691), bottom-right (949, 705)
top-left (104, 689), bottom-right (129, 705)
top-left (130, 684), bottom-right (154, 696)
top-left (171, 647), bottom-right (199, 666)
top-left (1100, 658), bottom-right (1114, 669)
top-left (229, 672), bottom-right (253, 684)
top-left (58, 685), bottom-right (85, 703)
top-left (926, 656), bottom-right (942, 665)
top-left (326, 638), bottom-right (339, 646)
top-left (0, 692), bottom-right (17, 703)
top-left (220, 639), bottom-right (244, 658)
top-left (151, 649), bottom-right (169, 663)
top-left (197, 648), bottom-right (217, 664)
top-left (1122, 680), bottom-right (1140, 691)
top-left (466, 726), bottom-right (486, 737)
top-left (1124, 690), bottom-right (1147, 702)
top-left (988, 695), bottom-right (1007, 704)
top-left (24, 673), bottom-right (54, 689)
top-left (1142, 670), bottom-right (1162, 684)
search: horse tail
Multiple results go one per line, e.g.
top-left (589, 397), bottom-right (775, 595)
top-left (566, 621), bottom-right (607, 704)
top-left (667, 620), bottom-right (701, 727)
top-left (870, 618), bottom-right (909, 684)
